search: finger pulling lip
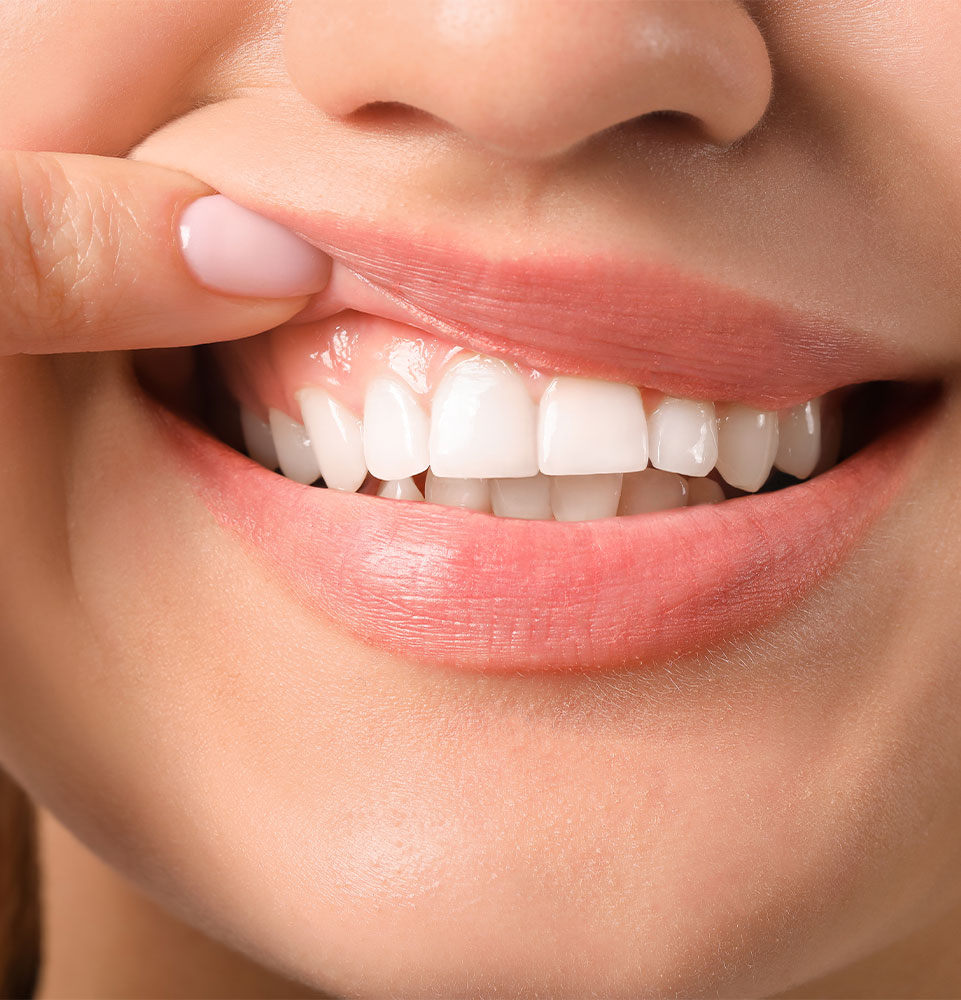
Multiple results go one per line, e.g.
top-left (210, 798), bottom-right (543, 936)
top-left (153, 391), bottom-right (936, 674)
top-left (253, 212), bottom-right (909, 409)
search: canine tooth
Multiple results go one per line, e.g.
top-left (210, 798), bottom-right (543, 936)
top-left (298, 388), bottom-right (367, 492)
top-left (716, 404), bottom-right (779, 492)
top-left (550, 474), bottom-right (622, 522)
top-left (268, 408), bottom-right (321, 485)
top-left (363, 377), bottom-right (430, 480)
top-left (429, 356), bottom-right (538, 479)
top-left (377, 478), bottom-right (425, 501)
top-left (425, 471), bottom-right (491, 512)
top-left (538, 376), bottom-right (648, 475)
top-left (648, 396), bottom-right (718, 477)
top-left (618, 469), bottom-right (689, 515)
top-left (240, 407), bottom-right (278, 469)
top-left (688, 477), bottom-right (726, 505)
top-left (490, 474), bottom-right (553, 520)
top-left (774, 398), bottom-right (821, 479)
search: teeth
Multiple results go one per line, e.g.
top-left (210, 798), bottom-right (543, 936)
top-left (298, 388), bottom-right (367, 492)
top-left (538, 376), bottom-right (648, 475)
top-left (550, 474), bottom-right (622, 522)
top-left (813, 401), bottom-right (842, 476)
top-left (377, 478), bottom-right (424, 501)
top-left (774, 398), bottom-right (821, 480)
top-left (363, 377), bottom-right (430, 481)
top-left (490, 474), bottom-right (553, 520)
top-left (429, 356), bottom-right (538, 479)
top-left (688, 477), bottom-right (726, 505)
top-left (648, 396), bottom-right (719, 478)
top-left (251, 346), bottom-right (840, 517)
top-left (715, 404), bottom-right (779, 492)
top-left (268, 409), bottom-right (321, 485)
top-left (240, 407), bottom-right (278, 469)
top-left (618, 468), bottom-right (689, 515)
top-left (424, 471), bottom-right (491, 512)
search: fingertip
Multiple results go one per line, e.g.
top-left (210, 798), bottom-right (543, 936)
top-left (178, 194), bottom-right (331, 299)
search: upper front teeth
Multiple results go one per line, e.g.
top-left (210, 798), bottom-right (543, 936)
top-left (240, 408), bottom-right (279, 472)
top-left (647, 396), bottom-right (719, 477)
top-left (363, 376), bottom-right (430, 481)
top-left (428, 356), bottom-right (539, 479)
top-left (538, 376), bottom-right (648, 475)
top-left (774, 398), bottom-right (821, 480)
top-left (296, 388), bottom-right (367, 491)
top-left (268, 408), bottom-right (320, 485)
top-left (716, 403), bottom-right (779, 493)
top-left (241, 352), bottom-right (833, 507)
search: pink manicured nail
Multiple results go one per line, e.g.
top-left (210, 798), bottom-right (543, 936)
top-left (179, 194), bottom-right (331, 298)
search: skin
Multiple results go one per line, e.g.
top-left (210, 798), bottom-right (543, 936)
top-left (0, 1), bottom-right (959, 996)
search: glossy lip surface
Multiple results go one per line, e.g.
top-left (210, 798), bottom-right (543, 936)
top-left (154, 389), bottom-right (935, 673)
top-left (246, 212), bottom-right (911, 410)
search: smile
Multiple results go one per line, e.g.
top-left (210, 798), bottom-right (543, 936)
top-left (140, 228), bottom-right (938, 674)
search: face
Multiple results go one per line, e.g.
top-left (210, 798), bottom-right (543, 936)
top-left (1, 1), bottom-right (960, 996)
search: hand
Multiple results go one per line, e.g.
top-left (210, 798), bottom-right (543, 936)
top-left (0, 151), bottom-right (330, 356)
top-left (0, 151), bottom-right (329, 609)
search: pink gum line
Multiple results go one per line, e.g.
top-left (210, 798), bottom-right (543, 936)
top-left (213, 310), bottom-right (675, 424)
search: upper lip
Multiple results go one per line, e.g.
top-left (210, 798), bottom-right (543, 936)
top-left (242, 207), bottom-right (909, 409)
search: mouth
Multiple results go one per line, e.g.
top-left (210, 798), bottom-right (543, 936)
top-left (136, 234), bottom-right (939, 674)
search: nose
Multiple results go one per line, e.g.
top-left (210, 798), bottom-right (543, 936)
top-left (284, 0), bottom-right (773, 160)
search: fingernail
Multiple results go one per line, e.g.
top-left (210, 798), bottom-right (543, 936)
top-left (179, 194), bottom-right (331, 298)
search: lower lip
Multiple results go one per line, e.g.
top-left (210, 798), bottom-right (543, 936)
top-left (154, 397), bottom-right (932, 673)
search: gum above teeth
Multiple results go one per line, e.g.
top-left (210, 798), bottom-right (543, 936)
top-left (221, 314), bottom-right (830, 504)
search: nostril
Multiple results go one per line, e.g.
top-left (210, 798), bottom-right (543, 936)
top-left (604, 109), bottom-right (726, 151)
top-left (634, 109), bottom-right (702, 135)
top-left (345, 100), bottom-right (438, 128)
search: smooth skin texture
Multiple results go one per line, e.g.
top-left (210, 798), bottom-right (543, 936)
top-left (0, 1), bottom-right (960, 997)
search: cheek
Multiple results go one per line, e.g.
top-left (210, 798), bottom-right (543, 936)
top-left (0, 0), bottom-right (257, 154)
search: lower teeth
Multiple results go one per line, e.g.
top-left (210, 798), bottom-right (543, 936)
top-left (243, 433), bottom-right (740, 522)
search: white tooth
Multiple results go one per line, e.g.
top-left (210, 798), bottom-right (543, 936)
top-left (268, 408), bottom-right (321, 485)
top-left (774, 398), bottom-right (821, 480)
top-left (377, 478), bottom-right (425, 501)
top-left (618, 468), bottom-right (689, 515)
top-left (429, 356), bottom-right (538, 478)
top-left (647, 396), bottom-right (718, 477)
top-left (490, 474), bottom-right (553, 520)
top-left (298, 388), bottom-right (367, 492)
top-left (688, 477), bottom-right (726, 505)
top-left (715, 404), bottom-right (779, 492)
top-left (813, 400), bottom-right (842, 476)
top-left (538, 376), bottom-right (648, 475)
top-left (363, 377), bottom-right (430, 480)
top-left (240, 407), bottom-right (278, 469)
top-left (550, 474), bottom-right (622, 522)
top-left (424, 470), bottom-right (491, 512)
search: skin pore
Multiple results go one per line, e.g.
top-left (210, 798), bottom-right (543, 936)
top-left (1, 1), bottom-right (960, 997)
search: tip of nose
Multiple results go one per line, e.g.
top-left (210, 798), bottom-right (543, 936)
top-left (285, 0), bottom-right (773, 162)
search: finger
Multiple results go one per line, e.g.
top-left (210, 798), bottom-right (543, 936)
top-left (0, 151), bottom-right (331, 356)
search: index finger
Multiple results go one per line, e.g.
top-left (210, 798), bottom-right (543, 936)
top-left (0, 151), bottom-right (331, 356)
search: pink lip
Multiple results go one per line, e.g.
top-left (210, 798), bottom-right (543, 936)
top-left (257, 215), bottom-right (907, 409)
top-left (154, 394), bottom-right (934, 673)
